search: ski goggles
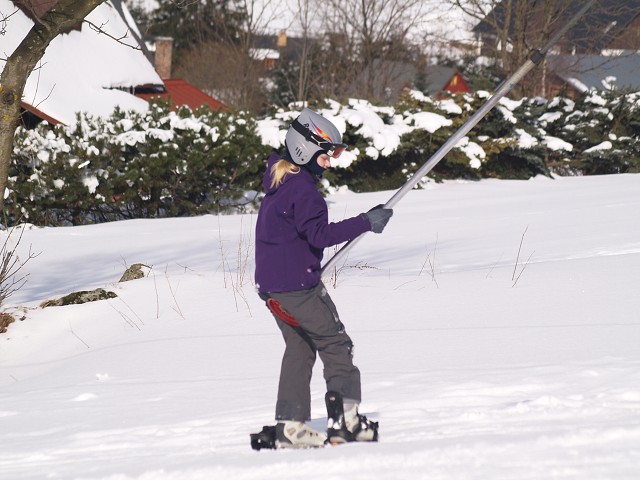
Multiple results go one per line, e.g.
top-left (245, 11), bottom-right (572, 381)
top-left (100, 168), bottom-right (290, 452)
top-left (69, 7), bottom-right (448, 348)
top-left (292, 119), bottom-right (347, 158)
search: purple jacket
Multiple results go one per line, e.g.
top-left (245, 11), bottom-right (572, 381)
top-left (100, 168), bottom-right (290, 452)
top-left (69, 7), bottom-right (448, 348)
top-left (255, 153), bottom-right (371, 293)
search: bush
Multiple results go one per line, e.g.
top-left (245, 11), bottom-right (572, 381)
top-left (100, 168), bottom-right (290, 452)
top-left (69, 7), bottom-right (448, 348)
top-left (6, 102), bottom-right (271, 226)
top-left (6, 88), bottom-right (640, 227)
top-left (482, 146), bottom-right (549, 179)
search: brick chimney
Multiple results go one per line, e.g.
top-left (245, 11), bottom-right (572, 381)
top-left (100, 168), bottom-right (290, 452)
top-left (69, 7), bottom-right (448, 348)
top-left (277, 31), bottom-right (287, 48)
top-left (155, 37), bottom-right (174, 80)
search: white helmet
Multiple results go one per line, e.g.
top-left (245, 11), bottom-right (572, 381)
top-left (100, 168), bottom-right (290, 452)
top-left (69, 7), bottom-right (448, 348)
top-left (284, 108), bottom-right (347, 168)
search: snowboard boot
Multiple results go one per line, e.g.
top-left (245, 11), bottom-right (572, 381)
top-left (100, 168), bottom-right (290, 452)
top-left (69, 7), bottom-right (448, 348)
top-left (275, 421), bottom-right (326, 449)
top-left (325, 391), bottom-right (379, 444)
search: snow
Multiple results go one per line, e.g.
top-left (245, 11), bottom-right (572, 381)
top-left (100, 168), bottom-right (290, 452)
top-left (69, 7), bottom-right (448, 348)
top-left (542, 136), bottom-right (573, 152)
top-left (499, 97), bottom-right (524, 111)
top-left (436, 99), bottom-right (463, 115)
top-left (515, 128), bottom-right (538, 149)
top-left (339, 102), bottom-right (406, 158)
top-left (1, 173), bottom-right (640, 479)
top-left (0, 0), bottom-right (161, 125)
top-left (585, 93), bottom-right (608, 106)
top-left (602, 76), bottom-right (617, 91)
top-left (584, 141), bottom-right (613, 153)
top-left (250, 48), bottom-right (280, 61)
top-left (566, 77), bottom-right (590, 94)
top-left (497, 106), bottom-right (517, 124)
top-left (406, 111), bottom-right (453, 133)
top-left (454, 137), bottom-right (485, 169)
top-left (256, 101), bottom-right (454, 168)
top-left (538, 111), bottom-right (563, 125)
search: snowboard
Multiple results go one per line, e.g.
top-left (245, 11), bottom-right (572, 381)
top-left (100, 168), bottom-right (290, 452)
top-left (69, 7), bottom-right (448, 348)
top-left (250, 391), bottom-right (378, 450)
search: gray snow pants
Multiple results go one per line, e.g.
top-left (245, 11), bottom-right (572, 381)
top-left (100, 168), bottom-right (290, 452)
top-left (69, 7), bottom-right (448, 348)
top-left (264, 282), bottom-right (361, 422)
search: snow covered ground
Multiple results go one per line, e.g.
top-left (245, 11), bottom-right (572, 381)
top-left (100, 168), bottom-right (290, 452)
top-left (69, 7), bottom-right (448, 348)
top-left (1, 173), bottom-right (639, 479)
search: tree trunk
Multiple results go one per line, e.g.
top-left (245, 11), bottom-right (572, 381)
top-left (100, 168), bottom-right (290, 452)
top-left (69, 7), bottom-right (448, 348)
top-left (0, 0), bottom-right (105, 213)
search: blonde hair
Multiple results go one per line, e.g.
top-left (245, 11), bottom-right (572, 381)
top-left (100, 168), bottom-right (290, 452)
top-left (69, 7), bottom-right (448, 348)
top-left (270, 159), bottom-right (300, 188)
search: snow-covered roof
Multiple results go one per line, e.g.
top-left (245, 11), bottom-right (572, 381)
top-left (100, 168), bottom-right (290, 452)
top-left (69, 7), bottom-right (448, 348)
top-left (135, 79), bottom-right (229, 112)
top-left (548, 53), bottom-right (640, 93)
top-left (250, 48), bottom-right (280, 61)
top-left (0, 0), bottom-right (162, 125)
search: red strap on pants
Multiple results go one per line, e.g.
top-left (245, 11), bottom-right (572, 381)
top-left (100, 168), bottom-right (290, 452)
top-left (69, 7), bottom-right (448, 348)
top-left (266, 298), bottom-right (300, 327)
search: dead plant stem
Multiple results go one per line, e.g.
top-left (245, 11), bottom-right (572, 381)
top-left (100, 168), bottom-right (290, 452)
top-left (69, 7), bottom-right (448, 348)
top-left (512, 226), bottom-right (529, 282)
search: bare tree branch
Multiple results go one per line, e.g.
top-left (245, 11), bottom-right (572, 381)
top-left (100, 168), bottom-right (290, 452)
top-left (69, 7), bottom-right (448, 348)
top-left (85, 20), bottom-right (141, 50)
top-left (1, 9), bottom-right (21, 36)
top-left (320, 0), bottom-right (426, 100)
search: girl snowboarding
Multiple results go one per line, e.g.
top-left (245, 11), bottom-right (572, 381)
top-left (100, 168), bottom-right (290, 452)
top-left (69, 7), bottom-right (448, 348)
top-left (254, 108), bottom-right (393, 448)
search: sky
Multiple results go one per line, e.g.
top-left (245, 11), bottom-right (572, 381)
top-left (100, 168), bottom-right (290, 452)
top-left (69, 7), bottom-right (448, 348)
top-left (247, 0), bottom-right (479, 61)
top-left (125, 0), bottom-right (478, 55)
top-left (0, 172), bottom-right (639, 479)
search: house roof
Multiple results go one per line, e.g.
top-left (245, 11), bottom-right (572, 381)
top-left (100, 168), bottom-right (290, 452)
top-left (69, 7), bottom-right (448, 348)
top-left (424, 66), bottom-right (463, 94)
top-left (252, 33), bottom-right (314, 60)
top-left (0, 0), bottom-right (162, 125)
top-left (250, 48), bottom-right (280, 61)
top-left (349, 60), bottom-right (469, 103)
top-left (20, 101), bottom-right (62, 125)
top-left (548, 53), bottom-right (640, 93)
top-left (472, 0), bottom-right (640, 53)
top-left (135, 79), bottom-right (228, 112)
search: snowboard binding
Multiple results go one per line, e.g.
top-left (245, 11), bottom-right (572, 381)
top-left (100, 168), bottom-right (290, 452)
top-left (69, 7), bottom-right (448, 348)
top-left (250, 392), bottom-right (379, 450)
top-left (250, 425), bottom-right (277, 450)
top-left (325, 391), bottom-right (379, 444)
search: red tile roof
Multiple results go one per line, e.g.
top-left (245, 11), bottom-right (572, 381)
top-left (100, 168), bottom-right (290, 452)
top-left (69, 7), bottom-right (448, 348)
top-left (136, 79), bottom-right (228, 112)
top-left (21, 101), bottom-right (62, 125)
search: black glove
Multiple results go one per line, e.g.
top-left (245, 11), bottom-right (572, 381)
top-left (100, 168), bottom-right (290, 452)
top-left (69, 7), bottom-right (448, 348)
top-left (365, 204), bottom-right (393, 234)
